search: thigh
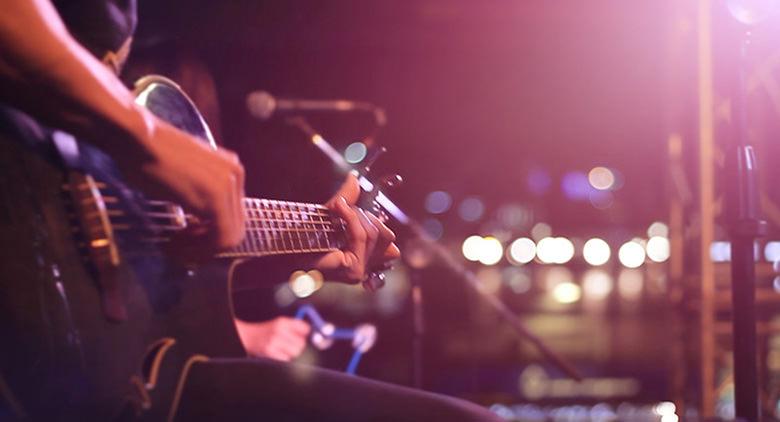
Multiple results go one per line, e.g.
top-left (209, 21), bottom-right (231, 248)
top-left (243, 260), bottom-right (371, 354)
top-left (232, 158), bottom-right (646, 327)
top-left (171, 358), bottom-right (501, 422)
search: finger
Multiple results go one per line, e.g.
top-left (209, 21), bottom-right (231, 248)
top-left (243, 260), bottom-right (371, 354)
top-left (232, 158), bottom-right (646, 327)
top-left (355, 207), bottom-right (379, 267)
top-left (364, 212), bottom-right (396, 265)
top-left (330, 197), bottom-right (367, 278)
top-left (328, 174), bottom-right (360, 206)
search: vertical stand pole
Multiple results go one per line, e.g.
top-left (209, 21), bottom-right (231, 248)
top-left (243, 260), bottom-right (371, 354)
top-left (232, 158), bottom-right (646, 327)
top-left (728, 30), bottom-right (766, 422)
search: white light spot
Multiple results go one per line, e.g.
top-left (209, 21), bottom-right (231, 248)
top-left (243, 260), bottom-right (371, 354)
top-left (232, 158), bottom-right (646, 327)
top-left (618, 241), bottom-right (646, 268)
top-left (583, 238), bottom-right (611, 266)
top-left (290, 272), bottom-right (317, 298)
top-left (552, 282), bottom-right (582, 304)
top-left (588, 166), bottom-right (615, 190)
top-left (646, 236), bottom-right (671, 263)
top-left (508, 237), bottom-right (536, 265)
top-left (710, 241), bottom-right (731, 262)
top-left (765, 241), bottom-right (780, 262)
top-left (462, 235), bottom-right (484, 262)
top-left (478, 236), bottom-right (504, 266)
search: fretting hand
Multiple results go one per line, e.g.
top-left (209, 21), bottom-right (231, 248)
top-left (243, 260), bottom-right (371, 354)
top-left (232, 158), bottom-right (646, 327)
top-left (313, 174), bottom-right (400, 284)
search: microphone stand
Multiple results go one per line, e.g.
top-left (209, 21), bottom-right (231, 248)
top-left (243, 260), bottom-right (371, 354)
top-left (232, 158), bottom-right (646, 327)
top-left (727, 30), bottom-right (766, 422)
top-left (285, 116), bottom-right (583, 382)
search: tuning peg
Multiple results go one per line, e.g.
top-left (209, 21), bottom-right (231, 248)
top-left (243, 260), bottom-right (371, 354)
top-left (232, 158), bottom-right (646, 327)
top-left (362, 146), bottom-right (387, 174)
top-left (379, 174), bottom-right (403, 190)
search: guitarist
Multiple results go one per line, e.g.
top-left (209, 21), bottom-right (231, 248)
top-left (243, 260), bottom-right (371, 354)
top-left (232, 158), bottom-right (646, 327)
top-left (0, 0), bottom-right (502, 421)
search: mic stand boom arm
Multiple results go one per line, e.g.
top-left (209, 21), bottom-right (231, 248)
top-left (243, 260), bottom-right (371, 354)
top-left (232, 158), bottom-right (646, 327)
top-left (285, 116), bottom-right (583, 382)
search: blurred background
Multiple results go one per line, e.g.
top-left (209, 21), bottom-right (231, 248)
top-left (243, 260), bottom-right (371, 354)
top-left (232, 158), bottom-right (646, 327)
top-left (127, 1), bottom-right (780, 420)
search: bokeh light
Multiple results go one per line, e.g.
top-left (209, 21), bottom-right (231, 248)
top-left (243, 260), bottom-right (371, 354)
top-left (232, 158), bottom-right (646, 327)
top-left (647, 221), bottom-right (669, 238)
top-left (618, 269), bottom-right (644, 300)
top-left (618, 241), bottom-right (646, 268)
top-left (588, 166), bottom-right (615, 190)
top-left (536, 237), bottom-right (575, 264)
top-left (289, 270), bottom-right (323, 298)
top-left (536, 237), bottom-right (558, 264)
top-left (583, 238), bottom-right (611, 266)
top-left (561, 171), bottom-right (591, 201)
top-left (531, 222), bottom-right (552, 241)
top-left (503, 267), bottom-right (532, 294)
top-left (479, 236), bottom-right (504, 266)
top-left (710, 241), bottom-right (731, 262)
top-left (458, 197), bottom-right (485, 222)
top-left (344, 141), bottom-right (368, 164)
top-left (424, 190), bottom-right (452, 214)
top-left (552, 282), bottom-right (582, 304)
top-left (646, 236), bottom-right (670, 263)
top-left (765, 241), bottom-right (780, 262)
top-left (508, 237), bottom-right (536, 265)
top-left (421, 218), bottom-right (444, 241)
top-left (462, 235), bottom-right (484, 261)
top-left (582, 269), bottom-right (613, 300)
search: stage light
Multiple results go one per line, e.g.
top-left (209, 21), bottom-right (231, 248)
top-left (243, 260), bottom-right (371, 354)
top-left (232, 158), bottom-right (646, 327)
top-left (727, 0), bottom-right (780, 25)
top-left (462, 235), bottom-right (484, 261)
top-left (618, 241), bottom-right (646, 268)
top-left (508, 237), bottom-right (536, 265)
top-left (552, 281), bottom-right (582, 304)
top-left (531, 222), bottom-right (552, 241)
top-left (646, 236), bottom-right (670, 263)
top-left (554, 237), bottom-right (575, 264)
top-left (344, 141), bottom-right (367, 164)
top-left (458, 197), bottom-right (485, 222)
top-left (710, 241), bottom-right (731, 262)
top-left (618, 269), bottom-right (643, 300)
top-left (583, 269), bottom-right (613, 300)
top-left (424, 190), bottom-right (452, 214)
top-left (647, 221), bottom-right (669, 238)
top-left (478, 236), bottom-right (504, 266)
top-left (588, 166), bottom-right (615, 190)
top-left (583, 238), bottom-right (611, 266)
top-left (536, 237), bottom-right (558, 264)
top-left (765, 241), bottom-right (780, 262)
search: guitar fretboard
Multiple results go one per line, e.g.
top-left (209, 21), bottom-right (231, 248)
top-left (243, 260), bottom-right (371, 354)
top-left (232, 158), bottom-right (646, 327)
top-left (216, 198), bottom-right (344, 259)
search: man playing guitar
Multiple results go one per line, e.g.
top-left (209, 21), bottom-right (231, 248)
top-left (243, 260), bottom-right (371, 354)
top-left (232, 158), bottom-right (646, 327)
top-left (0, 1), bottom-right (501, 420)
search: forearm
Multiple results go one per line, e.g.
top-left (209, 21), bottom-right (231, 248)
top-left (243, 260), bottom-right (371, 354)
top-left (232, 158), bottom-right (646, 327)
top-left (0, 0), bottom-right (152, 158)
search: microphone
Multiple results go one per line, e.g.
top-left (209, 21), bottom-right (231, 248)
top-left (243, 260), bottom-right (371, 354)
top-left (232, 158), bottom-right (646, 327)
top-left (246, 91), bottom-right (386, 125)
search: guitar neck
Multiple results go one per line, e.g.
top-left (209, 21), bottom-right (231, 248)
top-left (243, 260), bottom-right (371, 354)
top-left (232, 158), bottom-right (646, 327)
top-left (138, 197), bottom-right (344, 259)
top-left (218, 198), bottom-right (344, 259)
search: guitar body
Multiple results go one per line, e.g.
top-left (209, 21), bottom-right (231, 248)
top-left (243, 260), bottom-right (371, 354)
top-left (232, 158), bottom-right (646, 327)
top-left (0, 76), bottom-right (245, 420)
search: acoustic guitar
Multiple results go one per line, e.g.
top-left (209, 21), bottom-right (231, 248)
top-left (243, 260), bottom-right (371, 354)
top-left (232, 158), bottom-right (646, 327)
top-left (0, 75), bottom-right (350, 421)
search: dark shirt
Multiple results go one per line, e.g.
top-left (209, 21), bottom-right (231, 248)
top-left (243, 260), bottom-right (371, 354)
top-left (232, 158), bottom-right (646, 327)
top-left (0, 0), bottom-right (138, 149)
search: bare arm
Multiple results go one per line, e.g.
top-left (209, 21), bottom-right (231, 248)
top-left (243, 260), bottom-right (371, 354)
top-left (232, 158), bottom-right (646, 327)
top-left (0, 0), bottom-right (245, 250)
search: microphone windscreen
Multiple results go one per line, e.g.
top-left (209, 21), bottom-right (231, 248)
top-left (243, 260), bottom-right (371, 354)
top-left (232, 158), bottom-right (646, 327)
top-left (246, 91), bottom-right (276, 120)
